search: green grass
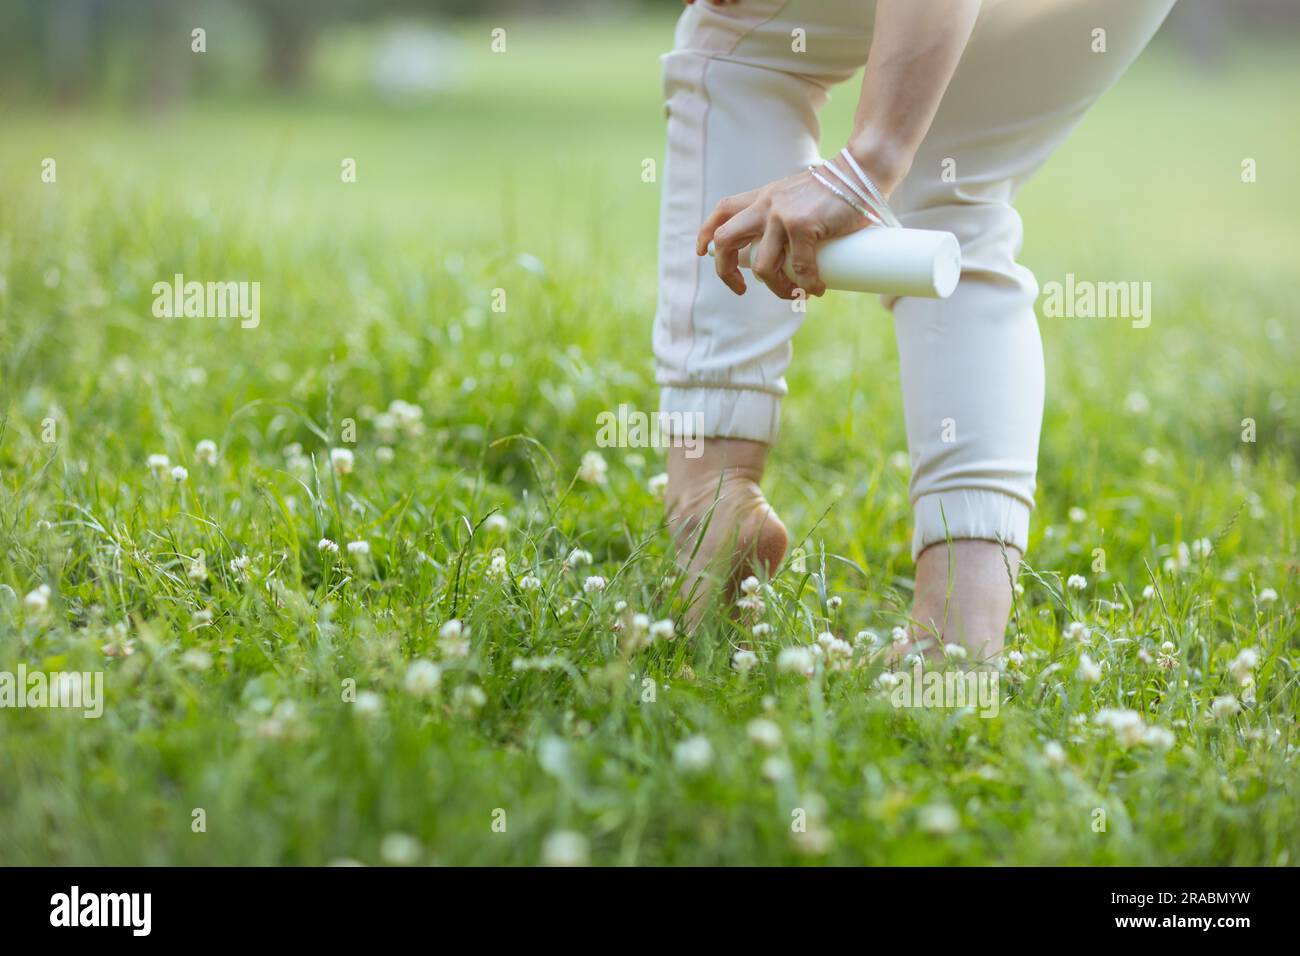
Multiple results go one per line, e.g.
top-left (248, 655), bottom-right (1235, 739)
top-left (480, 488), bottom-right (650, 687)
top-left (0, 15), bottom-right (1297, 865)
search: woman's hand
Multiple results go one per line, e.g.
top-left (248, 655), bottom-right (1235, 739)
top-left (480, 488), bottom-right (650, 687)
top-left (696, 158), bottom-right (881, 300)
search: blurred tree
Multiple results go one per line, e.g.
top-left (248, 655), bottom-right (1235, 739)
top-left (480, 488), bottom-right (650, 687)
top-left (238, 0), bottom-right (366, 89)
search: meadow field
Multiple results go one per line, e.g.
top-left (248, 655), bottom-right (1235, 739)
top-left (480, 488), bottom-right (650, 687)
top-left (1, 13), bottom-right (1298, 865)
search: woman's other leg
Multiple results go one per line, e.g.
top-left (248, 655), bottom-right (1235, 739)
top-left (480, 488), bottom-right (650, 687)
top-left (889, 0), bottom-right (1178, 661)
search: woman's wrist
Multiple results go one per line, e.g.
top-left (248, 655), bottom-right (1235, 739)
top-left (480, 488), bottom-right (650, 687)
top-left (844, 130), bottom-right (913, 197)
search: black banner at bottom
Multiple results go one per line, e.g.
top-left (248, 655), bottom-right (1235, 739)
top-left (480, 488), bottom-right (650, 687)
top-left (3, 866), bottom-right (1281, 941)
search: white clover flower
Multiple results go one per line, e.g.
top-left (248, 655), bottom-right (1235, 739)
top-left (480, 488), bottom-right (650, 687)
top-left (404, 660), bottom-right (442, 697)
top-left (751, 622), bottom-right (772, 638)
top-left (187, 554), bottom-right (208, 581)
top-left (647, 473), bottom-right (669, 498)
top-left (229, 555), bottom-right (251, 581)
top-left (1063, 620), bottom-right (1090, 643)
top-left (1077, 653), bottom-right (1102, 683)
top-left (354, 691), bottom-right (383, 717)
top-left (1067, 574), bottom-right (1087, 592)
top-left (195, 439), bottom-right (218, 465)
top-left (613, 600), bottom-right (627, 614)
top-left (483, 513), bottom-right (509, 533)
top-left (630, 613), bottom-right (650, 635)
top-left (388, 399), bottom-right (421, 424)
top-left (1141, 584), bottom-right (1156, 601)
top-left (347, 540), bottom-right (370, 556)
top-left (577, 450), bottom-right (608, 485)
top-left (944, 643), bottom-right (967, 661)
top-left (147, 453), bottom-right (170, 478)
top-left (180, 648), bottom-right (213, 671)
top-left (1210, 695), bottom-right (1240, 720)
top-left (329, 447), bottom-right (354, 475)
top-left (890, 626), bottom-right (909, 647)
top-left (518, 574), bottom-right (542, 590)
top-left (776, 646), bottom-right (815, 677)
top-left (1005, 650), bottom-right (1025, 668)
top-left (1042, 741), bottom-right (1066, 766)
top-left (1143, 725), bottom-right (1175, 749)
top-left (1258, 587), bottom-right (1278, 605)
top-left (918, 804), bottom-right (960, 836)
top-left (541, 830), bottom-right (588, 867)
top-left (318, 538), bottom-right (339, 554)
top-left (379, 832), bottom-right (421, 866)
top-left (761, 755), bottom-right (792, 782)
top-left (566, 548), bottom-right (593, 568)
top-left (854, 629), bottom-right (878, 649)
top-left (1094, 708), bottom-right (1146, 748)
top-left (442, 635), bottom-right (470, 660)
top-left (452, 685), bottom-right (487, 710)
top-left (649, 619), bottom-right (676, 642)
top-left (732, 649), bottom-right (759, 673)
top-left (826, 595), bottom-right (842, 612)
top-left (170, 465), bottom-right (188, 482)
top-left (488, 553), bottom-right (509, 579)
top-left (375, 446), bottom-right (395, 465)
top-left (673, 735), bottom-right (714, 774)
top-left (1191, 537), bottom-right (1213, 559)
top-left (23, 583), bottom-right (51, 612)
top-left (373, 412), bottom-right (398, 443)
top-left (583, 575), bottom-right (606, 594)
top-left (821, 636), bottom-right (852, 661)
top-left (877, 671), bottom-right (901, 691)
top-left (1125, 391), bottom-right (1150, 414)
top-left (103, 637), bottom-right (136, 658)
top-left (746, 718), bottom-right (782, 749)
top-left (439, 619), bottom-right (465, 641)
top-left (1229, 647), bottom-right (1258, 683)
top-left (739, 575), bottom-right (760, 596)
top-left (1068, 507), bottom-right (1087, 524)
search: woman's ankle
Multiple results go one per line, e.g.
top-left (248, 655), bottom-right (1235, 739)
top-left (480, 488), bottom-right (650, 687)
top-left (910, 539), bottom-right (1021, 663)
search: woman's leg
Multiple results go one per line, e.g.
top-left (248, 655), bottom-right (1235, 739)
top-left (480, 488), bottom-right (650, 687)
top-left (889, 0), bottom-right (1177, 661)
top-left (655, 2), bottom-right (866, 624)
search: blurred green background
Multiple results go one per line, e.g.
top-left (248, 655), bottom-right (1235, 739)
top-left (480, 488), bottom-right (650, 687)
top-left (3, 0), bottom-right (1298, 474)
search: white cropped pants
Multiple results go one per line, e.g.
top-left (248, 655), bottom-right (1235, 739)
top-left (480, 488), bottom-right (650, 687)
top-left (654, 0), bottom-right (1175, 558)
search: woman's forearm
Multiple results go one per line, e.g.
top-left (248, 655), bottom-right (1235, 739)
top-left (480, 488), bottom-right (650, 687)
top-left (847, 0), bottom-right (983, 193)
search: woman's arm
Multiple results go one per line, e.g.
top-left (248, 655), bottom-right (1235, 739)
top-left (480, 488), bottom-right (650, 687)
top-left (698, 0), bottom-right (983, 299)
top-left (848, 0), bottom-right (983, 192)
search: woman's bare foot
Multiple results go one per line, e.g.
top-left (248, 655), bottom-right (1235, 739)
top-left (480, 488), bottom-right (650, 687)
top-left (903, 539), bottom-right (1021, 664)
top-left (664, 438), bottom-right (788, 630)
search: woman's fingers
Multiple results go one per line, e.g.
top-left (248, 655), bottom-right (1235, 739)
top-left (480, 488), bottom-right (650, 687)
top-left (751, 218), bottom-right (796, 300)
top-left (697, 191), bottom-right (756, 256)
top-left (786, 228), bottom-right (826, 297)
top-left (710, 204), bottom-right (765, 295)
